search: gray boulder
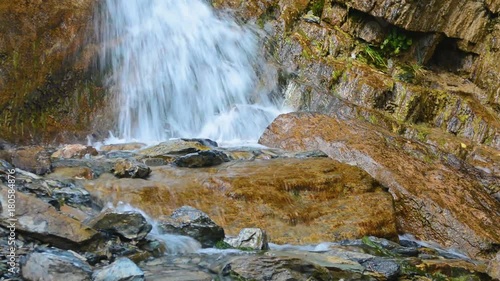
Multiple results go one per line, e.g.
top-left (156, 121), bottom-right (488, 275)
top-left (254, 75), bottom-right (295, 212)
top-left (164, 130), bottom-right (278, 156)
top-left (89, 211), bottom-right (152, 240)
top-left (174, 150), bottom-right (229, 168)
top-left (21, 249), bottom-right (92, 281)
top-left (93, 257), bottom-right (144, 281)
top-left (224, 228), bottom-right (269, 250)
top-left (158, 206), bottom-right (224, 248)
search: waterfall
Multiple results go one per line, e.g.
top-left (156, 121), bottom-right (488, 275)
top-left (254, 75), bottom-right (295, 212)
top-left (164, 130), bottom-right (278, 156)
top-left (99, 0), bottom-right (284, 144)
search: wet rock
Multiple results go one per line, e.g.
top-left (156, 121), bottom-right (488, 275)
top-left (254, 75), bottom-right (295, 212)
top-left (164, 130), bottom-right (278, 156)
top-left (140, 256), bottom-right (214, 281)
top-left (267, 250), bottom-right (366, 276)
top-left (85, 158), bottom-right (398, 245)
top-left (141, 158), bottom-right (167, 167)
top-left (113, 159), bottom-right (151, 179)
top-left (43, 179), bottom-right (91, 206)
top-left (227, 255), bottom-right (333, 281)
top-left (93, 257), bottom-right (144, 281)
top-left (51, 144), bottom-right (98, 159)
top-left (487, 251), bottom-right (500, 280)
top-left (0, 184), bottom-right (99, 248)
top-left (100, 143), bottom-right (146, 152)
top-left (138, 139), bottom-right (212, 158)
top-left (181, 138), bottom-right (218, 147)
top-left (9, 146), bottom-right (52, 175)
top-left (359, 257), bottom-right (400, 280)
top-left (51, 158), bottom-right (116, 178)
top-left (91, 236), bottom-right (150, 263)
top-left (419, 259), bottom-right (490, 279)
top-left (224, 228), bottom-right (269, 250)
top-left (105, 151), bottom-right (138, 159)
top-left (21, 249), bottom-right (92, 281)
top-left (286, 150), bottom-right (328, 159)
top-left (0, 159), bottom-right (14, 181)
top-left (158, 206), bottom-right (224, 248)
top-left (259, 112), bottom-right (500, 259)
top-left (89, 211), bottom-right (152, 240)
top-left (137, 238), bottom-right (167, 258)
top-left (174, 150), bottom-right (229, 168)
top-left (224, 150), bottom-right (256, 161)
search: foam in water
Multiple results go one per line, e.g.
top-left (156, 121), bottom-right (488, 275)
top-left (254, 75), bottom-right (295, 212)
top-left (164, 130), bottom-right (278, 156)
top-left (105, 202), bottom-right (202, 254)
top-left (100, 0), bottom-right (285, 144)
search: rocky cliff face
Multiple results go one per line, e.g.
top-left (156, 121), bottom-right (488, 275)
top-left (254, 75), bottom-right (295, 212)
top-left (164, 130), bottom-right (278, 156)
top-left (213, 0), bottom-right (500, 177)
top-left (0, 0), bottom-right (105, 144)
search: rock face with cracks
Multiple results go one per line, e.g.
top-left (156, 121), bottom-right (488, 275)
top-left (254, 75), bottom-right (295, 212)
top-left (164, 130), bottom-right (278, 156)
top-left (259, 112), bottom-right (500, 259)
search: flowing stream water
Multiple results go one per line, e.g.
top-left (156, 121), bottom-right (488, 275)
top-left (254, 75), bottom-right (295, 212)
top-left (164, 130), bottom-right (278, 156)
top-left (99, 0), bottom-right (284, 144)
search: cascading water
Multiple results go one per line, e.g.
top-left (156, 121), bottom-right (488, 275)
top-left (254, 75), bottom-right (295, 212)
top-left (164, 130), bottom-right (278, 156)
top-left (99, 0), bottom-right (284, 144)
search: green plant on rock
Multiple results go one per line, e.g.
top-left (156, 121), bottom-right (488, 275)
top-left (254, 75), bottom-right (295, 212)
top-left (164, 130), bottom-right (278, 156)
top-left (310, 0), bottom-right (324, 17)
top-left (381, 29), bottom-right (413, 56)
top-left (398, 62), bottom-right (426, 83)
top-left (360, 44), bottom-right (387, 69)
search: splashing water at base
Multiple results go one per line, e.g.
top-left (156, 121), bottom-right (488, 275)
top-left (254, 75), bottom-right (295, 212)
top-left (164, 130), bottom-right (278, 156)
top-left (99, 0), bottom-right (285, 144)
top-left (109, 202), bottom-right (202, 254)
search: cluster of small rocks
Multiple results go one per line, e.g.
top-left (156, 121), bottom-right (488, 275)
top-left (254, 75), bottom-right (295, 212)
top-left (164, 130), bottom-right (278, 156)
top-left (0, 138), bottom-right (498, 280)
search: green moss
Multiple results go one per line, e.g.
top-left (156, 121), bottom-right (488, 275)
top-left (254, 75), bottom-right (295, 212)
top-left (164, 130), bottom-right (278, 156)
top-left (12, 51), bottom-right (19, 69)
top-left (310, 0), bottom-right (324, 17)
top-left (215, 240), bottom-right (232, 249)
top-left (361, 236), bottom-right (398, 257)
top-left (458, 114), bottom-right (469, 123)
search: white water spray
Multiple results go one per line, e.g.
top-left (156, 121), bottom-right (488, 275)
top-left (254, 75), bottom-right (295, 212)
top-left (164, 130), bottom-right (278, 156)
top-left (100, 0), bottom-right (284, 143)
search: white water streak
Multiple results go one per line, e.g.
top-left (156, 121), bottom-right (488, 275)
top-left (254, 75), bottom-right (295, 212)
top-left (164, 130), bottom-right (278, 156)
top-left (100, 0), bottom-right (284, 143)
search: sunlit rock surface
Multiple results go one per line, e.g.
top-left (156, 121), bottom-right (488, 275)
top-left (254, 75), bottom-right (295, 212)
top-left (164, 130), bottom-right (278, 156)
top-left (259, 112), bottom-right (500, 259)
top-left (85, 157), bottom-right (399, 244)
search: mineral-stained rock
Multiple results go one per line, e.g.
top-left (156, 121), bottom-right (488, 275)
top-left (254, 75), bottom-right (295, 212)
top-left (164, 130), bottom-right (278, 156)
top-left (9, 146), bottom-right (52, 175)
top-left (85, 157), bottom-right (399, 245)
top-left (93, 257), bottom-right (144, 281)
top-left (113, 159), bottom-right (151, 179)
top-left (157, 206), bottom-right (224, 248)
top-left (224, 228), bottom-right (269, 250)
top-left (259, 112), bottom-right (500, 259)
top-left (0, 0), bottom-right (105, 144)
top-left (89, 211), bottom-right (152, 240)
top-left (0, 184), bottom-right (99, 249)
top-left (21, 249), bottom-right (92, 281)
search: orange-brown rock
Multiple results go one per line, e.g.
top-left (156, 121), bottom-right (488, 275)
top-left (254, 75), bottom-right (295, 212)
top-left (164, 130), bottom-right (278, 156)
top-left (47, 166), bottom-right (94, 180)
top-left (51, 144), bottom-right (98, 159)
top-left (0, 0), bottom-right (104, 144)
top-left (9, 145), bottom-right (52, 175)
top-left (0, 184), bottom-right (99, 248)
top-left (259, 112), bottom-right (500, 259)
top-left (84, 157), bottom-right (398, 244)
